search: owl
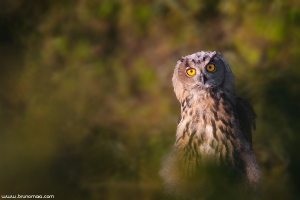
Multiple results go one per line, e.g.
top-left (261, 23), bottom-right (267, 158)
top-left (160, 51), bottom-right (261, 200)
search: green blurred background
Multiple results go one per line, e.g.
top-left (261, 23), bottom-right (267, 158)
top-left (1, 0), bottom-right (300, 199)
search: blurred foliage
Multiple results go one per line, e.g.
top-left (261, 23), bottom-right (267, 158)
top-left (0, 0), bottom-right (300, 199)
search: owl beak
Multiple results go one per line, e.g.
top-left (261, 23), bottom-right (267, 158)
top-left (200, 73), bottom-right (207, 84)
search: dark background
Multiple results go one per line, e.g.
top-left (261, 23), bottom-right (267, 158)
top-left (0, 0), bottom-right (300, 199)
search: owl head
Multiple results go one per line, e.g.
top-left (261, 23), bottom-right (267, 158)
top-left (172, 51), bottom-right (235, 102)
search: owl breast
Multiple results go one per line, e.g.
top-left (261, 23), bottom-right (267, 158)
top-left (160, 91), bottom-right (248, 199)
top-left (175, 91), bottom-right (239, 165)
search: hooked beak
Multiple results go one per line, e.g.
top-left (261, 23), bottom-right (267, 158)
top-left (200, 73), bottom-right (207, 85)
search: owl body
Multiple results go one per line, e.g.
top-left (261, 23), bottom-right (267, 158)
top-left (160, 51), bottom-right (260, 200)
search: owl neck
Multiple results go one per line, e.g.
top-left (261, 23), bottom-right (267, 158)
top-left (178, 89), bottom-right (236, 125)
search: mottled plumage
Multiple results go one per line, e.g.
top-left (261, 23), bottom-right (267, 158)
top-left (160, 51), bottom-right (260, 200)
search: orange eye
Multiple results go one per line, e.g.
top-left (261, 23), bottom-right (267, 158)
top-left (186, 68), bottom-right (196, 76)
top-left (206, 63), bottom-right (215, 72)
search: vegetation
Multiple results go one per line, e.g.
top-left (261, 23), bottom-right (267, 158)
top-left (0, 0), bottom-right (300, 199)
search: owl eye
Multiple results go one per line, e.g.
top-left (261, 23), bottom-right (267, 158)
top-left (206, 63), bottom-right (215, 72)
top-left (186, 68), bottom-right (196, 76)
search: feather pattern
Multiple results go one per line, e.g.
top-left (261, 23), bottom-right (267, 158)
top-left (235, 97), bottom-right (256, 149)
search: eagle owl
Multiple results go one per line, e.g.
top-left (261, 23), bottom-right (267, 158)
top-left (160, 51), bottom-right (261, 200)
